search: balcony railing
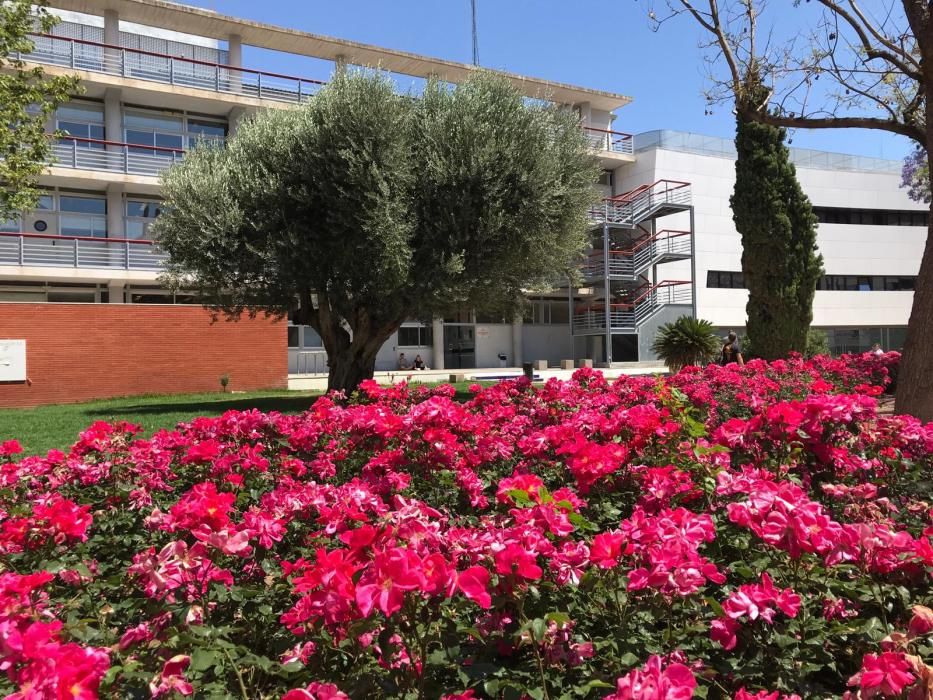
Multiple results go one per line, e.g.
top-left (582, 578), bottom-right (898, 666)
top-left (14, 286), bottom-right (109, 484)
top-left (584, 126), bottom-right (633, 155)
top-left (589, 180), bottom-right (692, 227)
top-left (21, 33), bottom-right (326, 104)
top-left (582, 230), bottom-right (693, 279)
top-left (572, 280), bottom-right (693, 332)
top-left (0, 232), bottom-right (166, 271)
top-left (50, 136), bottom-right (185, 177)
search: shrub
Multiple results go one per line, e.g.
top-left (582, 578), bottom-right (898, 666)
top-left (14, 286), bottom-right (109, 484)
top-left (805, 328), bottom-right (830, 357)
top-left (651, 316), bottom-right (721, 371)
top-left (0, 352), bottom-right (929, 699)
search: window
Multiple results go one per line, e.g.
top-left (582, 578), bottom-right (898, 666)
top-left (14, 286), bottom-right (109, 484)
top-left (288, 326), bottom-right (300, 348)
top-left (813, 206), bottom-right (927, 227)
top-left (713, 271), bottom-right (918, 291)
top-left (397, 326), bottom-right (433, 347)
top-left (125, 199), bottom-right (163, 240)
top-left (59, 195), bottom-right (107, 238)
top-left (125, 111), bottom-right (184, 156)
top-left (706, 270), bottom-right (745, 289)
top-left (524, 298), bottom-right (570, 325)
top-left (187, 119), bottom-right (226, 147)
top-left (57, 103), bottom-right (104, 149)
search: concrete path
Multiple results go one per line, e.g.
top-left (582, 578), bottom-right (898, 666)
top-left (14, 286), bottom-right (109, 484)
top-left (287, 363), bottom-right (668, 392)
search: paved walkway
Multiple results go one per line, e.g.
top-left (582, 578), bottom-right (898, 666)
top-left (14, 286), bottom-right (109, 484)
top-left (287, 363), bottom-right (668, 392)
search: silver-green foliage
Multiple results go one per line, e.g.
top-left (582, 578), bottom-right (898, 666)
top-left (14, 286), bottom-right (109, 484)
top-left (153, 69), bottom-right (599, 390)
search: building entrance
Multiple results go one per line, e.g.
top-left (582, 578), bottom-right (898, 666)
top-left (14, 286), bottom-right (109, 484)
top-left (444, 325), bottom-right (476, 369)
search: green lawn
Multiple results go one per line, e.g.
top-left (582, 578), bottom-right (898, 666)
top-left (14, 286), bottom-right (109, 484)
top-left (0, 382), bottom-right (485, 457)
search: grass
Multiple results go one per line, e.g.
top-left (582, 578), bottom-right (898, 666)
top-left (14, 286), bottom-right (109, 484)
top-left (0, 382), bottom-right (485, 457)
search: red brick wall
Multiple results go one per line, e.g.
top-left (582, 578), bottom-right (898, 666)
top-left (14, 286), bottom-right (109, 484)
top-left (0, 304), bottom-right (287, 408)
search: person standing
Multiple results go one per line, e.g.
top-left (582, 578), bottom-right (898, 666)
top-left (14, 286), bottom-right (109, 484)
top-left (721, 331), bottom-right (745, 366)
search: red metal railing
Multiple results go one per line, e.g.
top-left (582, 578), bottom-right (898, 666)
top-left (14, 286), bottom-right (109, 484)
top-left (583, 126), bottom-right (634, 155)
top-left (0, 231), bottom-right (164, 271)
top-left (22, 32), bottom-right (326, 103)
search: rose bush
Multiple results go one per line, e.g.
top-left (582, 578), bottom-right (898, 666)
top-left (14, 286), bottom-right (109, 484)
top-left (0, 352), bottom-right (930, 699)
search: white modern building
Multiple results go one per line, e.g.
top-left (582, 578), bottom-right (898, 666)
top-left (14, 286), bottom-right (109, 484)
top-left (1, 0), bottom-right (923, 381)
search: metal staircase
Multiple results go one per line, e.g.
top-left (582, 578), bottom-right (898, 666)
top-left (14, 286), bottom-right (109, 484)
top-left (572, 280), bottom-right (693, 333)
top-left (570, 178), bottom-right (695, 352)
top-left (581, 229), bottom-right (693, 282)
top-left (588, 180), bottom-right (692, 227)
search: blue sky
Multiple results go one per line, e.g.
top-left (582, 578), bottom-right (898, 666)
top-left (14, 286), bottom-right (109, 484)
top-left (185, 0), bottom-right (911, 162)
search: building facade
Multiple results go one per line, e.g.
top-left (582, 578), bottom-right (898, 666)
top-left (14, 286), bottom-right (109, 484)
top-left (0, 0), bottom-right (923, 404)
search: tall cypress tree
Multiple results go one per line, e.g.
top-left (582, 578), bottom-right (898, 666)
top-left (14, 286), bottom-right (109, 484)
top-left (731, 84), bottom-right (824, 359)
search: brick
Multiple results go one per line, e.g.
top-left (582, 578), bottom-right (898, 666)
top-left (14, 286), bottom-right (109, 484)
top-left (0, 304), bottom-right (287, 408)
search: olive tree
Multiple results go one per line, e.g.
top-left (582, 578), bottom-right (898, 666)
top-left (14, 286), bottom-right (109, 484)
top-left (153, 70), bottom-right (599, 392)
top-left (1, 0), bottom-right (79, 220)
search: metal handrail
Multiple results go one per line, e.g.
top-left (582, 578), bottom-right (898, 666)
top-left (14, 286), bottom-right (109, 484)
top-left (54, 134), bottom-right (185, 154)
top-left (583, 126), bottom-right (634, 155)
top-left (0, 231), bottom-right (165, 271)
top-left (588, 180), bottom-right (693, 227)
top-left (21, 32), bottom-right (325, 104)
top-left (50, 135), bottom-right (186, 177)
top-left (582, 230), bottom-right (693, 279)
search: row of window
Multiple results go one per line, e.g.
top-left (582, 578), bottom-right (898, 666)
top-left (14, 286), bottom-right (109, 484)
top-left (0, 189), bottom-right (162, 239)
top-left (813, 206), bottom-right (928, 227)
top-left (707, 270), bottom-right (917, 291)
top-left (0, 284), bottom-right (198, 304)
top-left (55, 102), bottom-right (226, 155)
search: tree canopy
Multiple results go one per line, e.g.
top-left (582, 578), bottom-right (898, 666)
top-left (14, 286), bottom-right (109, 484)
top-left (732, 81), bottom-right (824, 359)
top-left (1, 0), bottom-right (79, 221)
top-left (153, 69), bottom-right (599, 392)
top-left (652, 0), bottom-right (933, 420)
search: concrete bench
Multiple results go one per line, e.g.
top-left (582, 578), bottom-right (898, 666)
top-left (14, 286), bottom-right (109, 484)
top-left (533, 360), bottom-right (548, 370)
top-left (578, 359), bottom-right (594, 369)
top-left (560, 359), bottom-right (575, 370)
top-left (449, 373), bottom-right (466, 383)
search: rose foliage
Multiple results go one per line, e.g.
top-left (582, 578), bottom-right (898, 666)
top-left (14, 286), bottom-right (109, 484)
top-left (0, 352), bottom-right (931, 699)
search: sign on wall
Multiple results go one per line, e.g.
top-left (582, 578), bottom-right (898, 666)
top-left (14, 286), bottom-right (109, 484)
top-left (476, 327), bottom-right (490, 339)
top-left (0, 340), bottom-right (26, 382)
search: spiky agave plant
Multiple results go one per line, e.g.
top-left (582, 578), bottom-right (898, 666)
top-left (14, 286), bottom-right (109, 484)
top-left (651, 316), bottom-right (720, 373)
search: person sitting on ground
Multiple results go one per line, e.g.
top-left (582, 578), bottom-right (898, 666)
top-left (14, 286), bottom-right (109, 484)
top-left (413, 354), bottom-right (428, 370)
top-left (720, 331), bottom-right (745, 367)
top-left (871, 343), bottom-right (884, 356)
top-left (398, 353), bottom-right (412, 370)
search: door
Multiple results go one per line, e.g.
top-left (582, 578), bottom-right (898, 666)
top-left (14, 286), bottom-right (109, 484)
top-left (444, 325), bottom-right (476, 369)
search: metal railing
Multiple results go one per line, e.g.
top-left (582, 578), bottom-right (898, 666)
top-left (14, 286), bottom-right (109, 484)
top-left (583, 229), bottom-right (693, 279)
top-left (583, 126), bottom-right (634, 155)
top-left (572, 280), bottom-right (693, 332)
top-left (21, 33), bottom-right (326, 104)
top-left (50, 136), bottom-right (184, 177)
top-left (589, 180), bottom-right (692, 227)
top-left (0, 232), bottom-right (166, 270)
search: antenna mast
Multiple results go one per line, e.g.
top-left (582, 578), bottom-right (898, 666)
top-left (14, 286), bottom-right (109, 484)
top-left (471, 0), bottom-right (479, 65)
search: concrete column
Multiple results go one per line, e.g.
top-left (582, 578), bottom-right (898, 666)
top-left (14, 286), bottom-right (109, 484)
top-left (107, 282), bottom-right (125, 304)
top-left (103, 10), bottom-right (121, 73)
top-left (511, 316), bottom-right (523, 367)
top-left (227, 106), bottom-right (248, 136)
top-left (227, 34), bottom-right (242, 66)
top-left (104, 88), bottom-right (122, 149)
top-left (103, 10), bottom-right (120, 44)
top-left (432, 317), bottom-right (444, 370)
top-left (227, 34), bottom-right (242, 92)
top-left (106, 184), bottom-right (124, 238)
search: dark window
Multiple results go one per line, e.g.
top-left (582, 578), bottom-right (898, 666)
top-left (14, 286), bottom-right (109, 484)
top-left (813, 206), bottom-right (927, 227)
top-left (398, 326), bottom-right (433, 346)
top-left (288, 326), bottom-right (300, 347)
top-left (709, 271), bottom-right (917, 291)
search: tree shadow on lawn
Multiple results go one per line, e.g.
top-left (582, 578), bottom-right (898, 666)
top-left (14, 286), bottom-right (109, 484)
top-left (85, 394), bottom-right (322, 418)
